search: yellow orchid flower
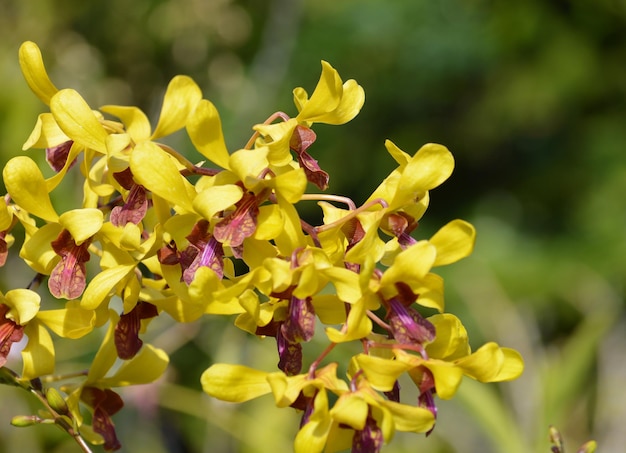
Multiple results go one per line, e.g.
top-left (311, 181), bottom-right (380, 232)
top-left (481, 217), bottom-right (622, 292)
top-left (294, 61), bottom-right (365, 126)
top-left (63, 310), bottom-right (169, 450)
top-left (1, 289), bottom-right (95, 380)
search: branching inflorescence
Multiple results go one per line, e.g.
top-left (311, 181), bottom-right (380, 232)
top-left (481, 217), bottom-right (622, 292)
top-left (0, 41), bottom-right (524, 452)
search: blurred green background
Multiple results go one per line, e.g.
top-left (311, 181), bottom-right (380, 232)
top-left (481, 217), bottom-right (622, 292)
top-left (1, 0), bottom-right (625, 452)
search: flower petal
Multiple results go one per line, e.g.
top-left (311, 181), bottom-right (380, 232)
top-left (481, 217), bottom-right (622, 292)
top-left (21, 321), bottom-right (55, 380)
top-left (429, 219), bottom-right (476, 266)
top-left (80, 265), bottom-right (136, 310)
top-left (3, 289), bottom-right (41, 325)
top-left (99, 344), bottom-right (169, 386)
top-left (295, 61), bottom-right (343, 122)
top-left (36, 302), bottom-right (95, 339)
top-left (100, 105), bottom-right (151, 143)
top-left (380, 241), bottom-right (436, 288)
top-left (355, 354), bottom-right (411, 392)
top-left (151, 75), bottom-right (202, 139)
top-left (201, 363), bottom-right (272, 403)
top-left (18, 41), bottom-right (59, 105)
top-left (130, 141), bottom-right (195, 212)
top-left (50, 89), bottom-right (108, 153)
top-left (193, 184), bottom-right (243, 221)
top-left (3, 156), bottom-right (58, 222)
top-left (382, 400), bottom-right (435, 433)
top-left (22, 113), bottom-right (70, 150)
top-left (59, 208), bottom-right (104, 245)
top-left (186, 99), bottom-right (230, 169)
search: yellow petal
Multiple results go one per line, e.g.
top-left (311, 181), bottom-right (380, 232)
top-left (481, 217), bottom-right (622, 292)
top-left (45, 141), bottom-right (83, 192)
top-left (130, 141), bottom-right (195, 212)
top-left (266, 371), bottom-right (310, 407)
top-left (253, 119), bottom-right (297, 166)
top-left (411, 273), bottom-right (445, 312)
top-left (314, 79), bottom-right (365, 125)
top-left (18, 41), bottom-right (59, 105)
top-left (425, 313), bottom-right (470, 360)
top-left (320, 266), bottom-right (362, 303)
top-left (3, 156), bottom-right (58, 222)
top-left (193, 184), bottom-right (243, 221)
top-left (384, 139), bottom-right (411, 166)
top-left (325, 298), bottom-right (372, 343)
top-left (311, 295), bottom-right (347, 324)
top-left (80, 265), bottom-right (135, 310)
top-left (295, 61), bottom-right (343, 122)
top-left (228, 147), bottom-right (269, 188)
top-left (21, 321), bottom-right (55, 380)
top-left (0, 198), bottom-right (13, 231)
top-left (50, 89), bottom-right (108, 153)
top-left (100, 105), bottom-right (151, 143)
top-left (390, 142), bottom-right (454, 210)
top-left (430, 219), bottom-right (476, 266)
top-left (87, 310), bottom-right (118, 382)
top-left (355, 354), bottom-right (412, 391)
top-left (105, 133), bottom-right (132, 174)
top-left (201, 364), bottom-right (271, 403)
top-left (186, 99), bottom-right (231, 169)
top-left (380, 240), bottom-right (436, 288)
top-left (59, 208), bottom-right (104, 245)
top-left (492, 348), bottom-right (524, 381)
top-left (421, 359), bottom-right (464, 400)
top-left (99, 344), bottom-right (169, 386)
top-left (253, 205), bottom-right (285, 240)
top-left (269, 168), bottom-right (307, 204)
top-left (294, 390), bottom-right (331, 453)
top-left (19, 222), bottom-right (63, 274)
top-left (273, 193), bottom-right (307, 255)
top-left (22, 113), bottom-right (70, 150)
top-left (151, 75), bottom-right (202, 139)
top-left (457, 343), bottom-right (524, 382)
top-left (36, 301), bottom-right (95, 339)
top-left (3, 289), bottom-right (41, 325)
top-left (330, 394), bottom-right (368, 430)
top-left (382, 400), bottom-right (435, 433)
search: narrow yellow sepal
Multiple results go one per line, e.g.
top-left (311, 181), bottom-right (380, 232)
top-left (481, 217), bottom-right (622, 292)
top-left (19, 41), bottom-right (59, 105)
top-left (22, 321), bottom-right (55, 380)
top-left (201, 364), bottom-right (272, 403)
top-left (186, 99), bottom-right (231, 169)
top-left (151, 75), bottom-right (202, 139)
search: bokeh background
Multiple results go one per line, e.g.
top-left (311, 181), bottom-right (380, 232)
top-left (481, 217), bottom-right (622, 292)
top-left (1, 0), bottom-right (625, 452)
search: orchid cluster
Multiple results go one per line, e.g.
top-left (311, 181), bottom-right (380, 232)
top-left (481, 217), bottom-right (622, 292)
top-left (0, 41), bottom-right (523, 452)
